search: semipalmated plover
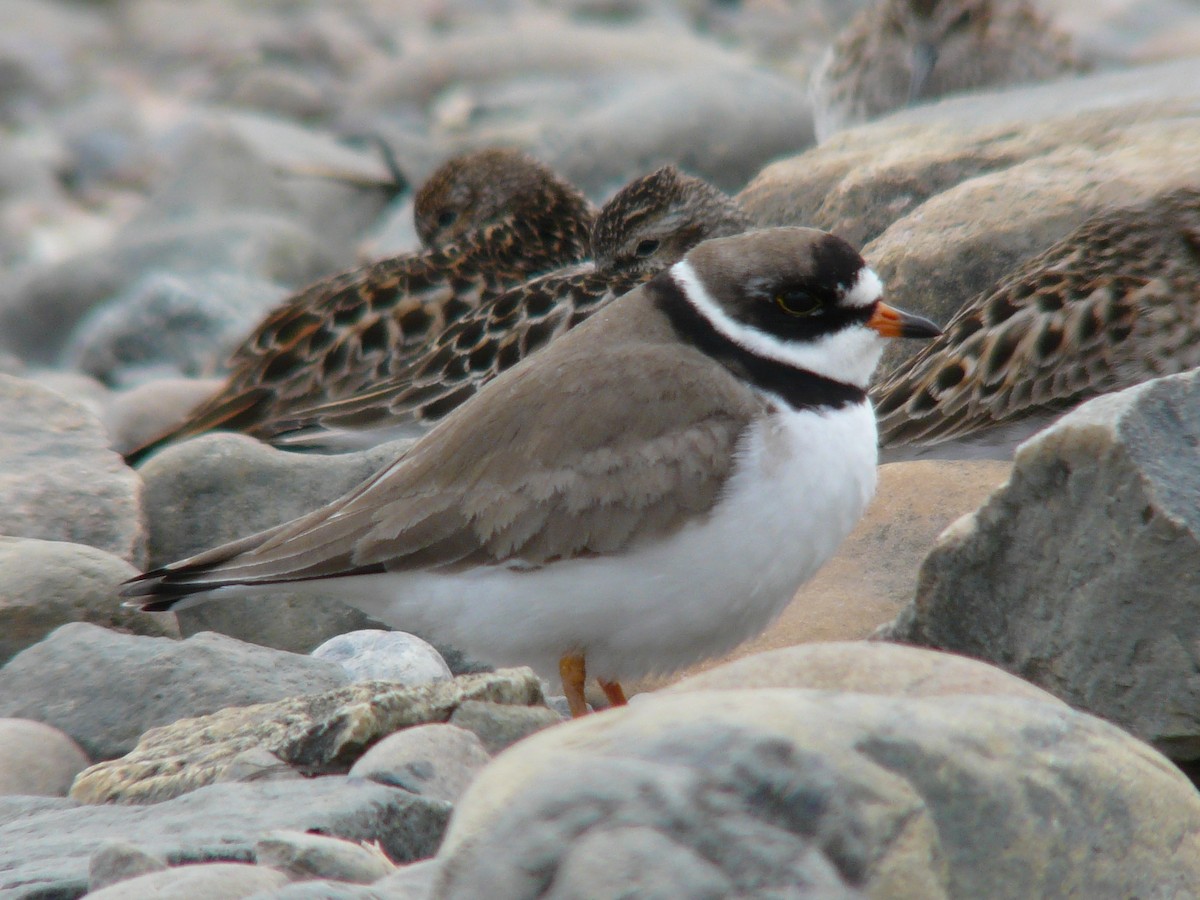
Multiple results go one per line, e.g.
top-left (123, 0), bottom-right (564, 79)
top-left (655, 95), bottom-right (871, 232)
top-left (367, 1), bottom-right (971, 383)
top-left (810, 0), bottom-right (1080, 141)
top-left (874, 186), bottom-right (1200, 459)
top-left (260, 166), bottom-right (753, 449)
top-left (123, 227), bottom-right (941, 716)
top-left (125, 148), bottom-right (594, 463)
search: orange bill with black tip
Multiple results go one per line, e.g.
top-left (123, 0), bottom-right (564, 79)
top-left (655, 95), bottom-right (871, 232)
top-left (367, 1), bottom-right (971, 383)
top-left (867, 301), bottom-right (942, 339)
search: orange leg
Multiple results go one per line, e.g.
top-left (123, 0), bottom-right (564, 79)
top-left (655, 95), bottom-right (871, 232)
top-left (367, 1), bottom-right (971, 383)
top-left (598, 679), bottom-right (627, 708)
top-left (559, 653), bottom-right (589, 718)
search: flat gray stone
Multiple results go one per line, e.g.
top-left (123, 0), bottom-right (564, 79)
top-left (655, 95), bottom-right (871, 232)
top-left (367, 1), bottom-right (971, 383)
top-left (436, 689), bottom-right (1200, 898)
top-left (0, 537), bottom-right (177, 666)
top-left (350, 724), bottom-right (491, 804)
top-left (255, 830), bottom-right (395, 884)
top-left (0, 375), bottom-right (144, 564)
top-left (883, 369), bottom-right (1200, 761)
top-left (0, 718), bottom-right (89, 797)
top-left (0, 776), bottom-right (449, 898)
top-left (0, 623), bottom-right (348, 761)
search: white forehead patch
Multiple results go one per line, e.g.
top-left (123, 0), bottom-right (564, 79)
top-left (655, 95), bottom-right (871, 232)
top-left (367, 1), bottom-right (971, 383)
top-left (670, 259), bottom-right (886, 389)
top-left (844, 267), bottom-right (883, 308)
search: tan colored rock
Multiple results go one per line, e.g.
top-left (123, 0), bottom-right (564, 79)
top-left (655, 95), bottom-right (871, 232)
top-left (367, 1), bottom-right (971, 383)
top-left (634, 459), bottom-right (1009, 693)
top-left (665, 641), bottom-right (1063, 707)
top-left (71, 668), bottom-right (543, 805)
top-left (0, 719), bottom-right (90, 797)
top-left (0, 538), bottom-right (178, 666)
top-left (437, 689), bottom-right (1200, 899)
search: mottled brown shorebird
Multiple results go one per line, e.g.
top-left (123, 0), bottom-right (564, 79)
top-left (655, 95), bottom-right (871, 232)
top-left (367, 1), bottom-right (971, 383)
top-left (810, 0), bottom-right (1080, 141)
top-left (260, 165), bottom-right (755, 450)
top-left (873, 186), bottom-right (1200, 460)
top-left (125, 148), bottom-right (594, 463)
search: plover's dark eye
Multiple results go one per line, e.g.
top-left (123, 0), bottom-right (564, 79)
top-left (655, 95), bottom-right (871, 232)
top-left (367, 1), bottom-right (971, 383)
top-left (635, 239), bottom-right (660, 258)
top-left (776, 291), bottom-right (821, 317)
top-left (437, 210), bottom-right (458, 228)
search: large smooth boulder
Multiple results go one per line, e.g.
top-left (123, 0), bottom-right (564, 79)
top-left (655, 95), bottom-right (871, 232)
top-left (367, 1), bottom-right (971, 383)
top-left (435, 688), bottom-right (1200, 898)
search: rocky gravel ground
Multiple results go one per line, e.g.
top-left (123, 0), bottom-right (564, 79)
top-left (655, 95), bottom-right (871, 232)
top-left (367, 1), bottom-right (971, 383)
top-left (3, 0), bottom-right (1200, 897)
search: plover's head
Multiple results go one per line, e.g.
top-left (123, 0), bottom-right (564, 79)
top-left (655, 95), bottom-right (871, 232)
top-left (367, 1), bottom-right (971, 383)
top-left (591, 166), bottom-right (752, 278)
top-left (668, 227), bottom-right (941, 390)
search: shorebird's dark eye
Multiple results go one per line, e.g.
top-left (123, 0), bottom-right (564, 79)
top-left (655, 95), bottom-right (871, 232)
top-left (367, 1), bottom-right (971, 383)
top-left (776, 291), bottom-right (821, 317)
top-left (437, 210), bottom-right (458, 228)
top-left (634, 239), bottom-right (660, 258)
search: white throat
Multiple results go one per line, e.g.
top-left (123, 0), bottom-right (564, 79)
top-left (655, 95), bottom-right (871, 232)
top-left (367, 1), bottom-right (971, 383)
top-left (671, 259), bottom-right (885, 389)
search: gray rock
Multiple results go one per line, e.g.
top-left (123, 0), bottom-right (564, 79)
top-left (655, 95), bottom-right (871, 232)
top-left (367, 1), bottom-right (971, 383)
top-left (130, 113), bottom-right (392, 264)
top-left (88, 841), bottom-right (169, 892)
top-left (139, 433), bottom-right (410, 653)
top-left (541, 67), bottom-right (813, 197)
top-left (883, 370), bottom-right (1200, 761)
top-left (0, 537), bottom-right (178, 665)
top-left (0, 0), bottom-right (112, 124)
top-left (86, 863), bottom-right (289, 899)
top-left (548, 826), bottom-right (735, 900)
top-left (0, 777), bottom-right (448, 898)
top-left (227, 66), bottom-right (333, 120)
top-left (0, 718), bottom-right (89, 797)
top-left (448, 700), bottom-right (563, 755)
top-left (0, 623), bottom-right (348, 761)
top-left (736, 57), bottom-right (1200, 373)
top-left (63, 270), bottom-right (287, 387)
top-left (0, 212), bottom-right (338, 363)
top-left (101, 376), bottom-right (227, 458)
top-left (70, 668), bottom-right (544, 804)
top-left (0, 375), bottom-right (145, 564)
top-left (345, 17), bottom-right (748, 114)
top-left (436, 689), bottom-right (1200, 898)
top-left (313, 631), bottom-right (452, 686)
top-left (255, 830), bottom-right (395, 884)
top-left (372, 859), bottom-right (439, 900)
top-left (350, 724), bottom-right (491, 804)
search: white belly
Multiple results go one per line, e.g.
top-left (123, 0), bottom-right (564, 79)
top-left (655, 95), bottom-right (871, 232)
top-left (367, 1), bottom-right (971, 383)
top-left (314, 402), bottom-right (879, 681)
